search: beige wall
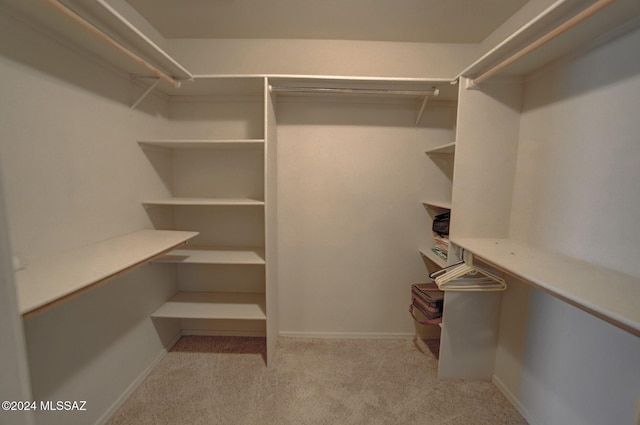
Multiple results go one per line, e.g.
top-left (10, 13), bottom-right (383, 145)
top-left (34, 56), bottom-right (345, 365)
top-left (275, 97), bottom-right (456, 337)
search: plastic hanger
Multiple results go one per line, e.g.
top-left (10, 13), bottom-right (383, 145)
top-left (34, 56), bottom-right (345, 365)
top-left (429, 251), bottom-right (507, 291)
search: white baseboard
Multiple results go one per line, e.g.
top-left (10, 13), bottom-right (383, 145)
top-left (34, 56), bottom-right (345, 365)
top-left (278, 331), bottom-right (418, 339)
top-left (491, 374), bottom-right (537, 425)
top-left (94, 331), bottom-right (181, 425)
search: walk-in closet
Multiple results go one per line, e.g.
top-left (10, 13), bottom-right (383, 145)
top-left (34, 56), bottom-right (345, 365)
top-left (1, 0), bottom-right (639, 424)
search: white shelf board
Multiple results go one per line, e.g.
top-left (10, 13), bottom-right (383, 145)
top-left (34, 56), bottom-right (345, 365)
top-left (15, 229), bottom-right (198, 317)
top-left (459, 0), bottom-right (640, 79)
top-left (423, 200), bottom-right (452, 210)
top-left (452, 237), bottom-right (640, 336)
top-left (425, 142), bottom-right (456, 156)
top-left (420, 249), bottom-right (448, 269)
top-left (142, 197), bottom-right (265, 206)
top-left (154, 246), bottom-right (265, 265)
top-left (138, 139), bottom-right (265, 150)
top-left (151, 291), bottom-right (266, 320)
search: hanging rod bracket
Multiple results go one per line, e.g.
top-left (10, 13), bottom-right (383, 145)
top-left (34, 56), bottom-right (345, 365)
top-left (415, 96), bottom-right (429, 126)
top-left (465, 78), bottom-right (480, 91)
top-left (131, 78), bottom-right (161, 109)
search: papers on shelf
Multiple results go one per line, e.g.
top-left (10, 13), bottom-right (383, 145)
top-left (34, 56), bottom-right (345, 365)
top-left (431, 236), bottom-right (449, 260)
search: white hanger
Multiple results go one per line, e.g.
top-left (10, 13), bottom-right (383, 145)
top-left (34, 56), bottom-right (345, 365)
top-left (430, 252), bottom-right (507, 291)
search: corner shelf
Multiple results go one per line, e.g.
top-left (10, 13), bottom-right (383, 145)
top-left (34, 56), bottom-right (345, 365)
top-left (425, 142), bottom-right (456, 157)
top-left (15, 229), bottom-right (198, 318)
top-left (423, 200), bottom-right (452, 210)
top-left (452, 237), bottom-right (640, 337)
top-left (151, 291), bottom-right (266, 321)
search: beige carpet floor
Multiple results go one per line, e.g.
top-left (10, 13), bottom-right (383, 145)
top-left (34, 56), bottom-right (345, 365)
top-left (106, 336), bottom-right (528, 425)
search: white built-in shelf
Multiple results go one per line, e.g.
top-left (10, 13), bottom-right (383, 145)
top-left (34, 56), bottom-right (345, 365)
top-left (15, 229), bottom-right (198, 317)
top-left (452, 237), bottom-right (640, 337)
top-left (154, 246), bottom-right (265, 265)
top-left (420, 248), bottom-right (448, 269)
top-left (151, 291), bottom-right (266, 320)
top-left (425, 142), bottom-right (456, 156)
top-left (138, 139), bottom-right (265, 150)
top-left (142, 198), bottom-right (265, 206)
top-left (423, 200), bottom-right (452, 210)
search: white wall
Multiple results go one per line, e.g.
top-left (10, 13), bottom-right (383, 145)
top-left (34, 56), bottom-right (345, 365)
top-left (276, 97), bottom-right (455, 337)
top-left (167, 38), bottom-right (478, 79)
top-left (0, 165), bottom-right (34, 425)
top-left (0, 11), bottom-right (179, 425)
top-left (496, 24), bottom-right (640, 425)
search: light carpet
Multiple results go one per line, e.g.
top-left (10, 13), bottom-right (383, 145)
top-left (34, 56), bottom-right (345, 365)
top-left (106, 336), bottom-right (527, 425)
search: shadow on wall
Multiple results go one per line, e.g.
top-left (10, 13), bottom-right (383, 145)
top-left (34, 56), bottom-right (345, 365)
top-left (521, 22), bottom-right (640, 113)
top-left (22, 264), bottom-right (177, 404)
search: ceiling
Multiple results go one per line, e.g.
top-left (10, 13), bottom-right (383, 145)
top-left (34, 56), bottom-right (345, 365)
top-left (125, 0), bottom-right (529, 43)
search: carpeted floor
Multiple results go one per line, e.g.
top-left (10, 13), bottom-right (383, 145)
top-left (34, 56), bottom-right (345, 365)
top-left (106, 336), bottom-right (528, 425)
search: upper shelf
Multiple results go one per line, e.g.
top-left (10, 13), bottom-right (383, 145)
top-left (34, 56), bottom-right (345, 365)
top-left (459, 0), bottom-right (640, 81)
top-left (452, 237), bottom-right (640, 337)
top-left (15, 229), bottom-right (198, 317)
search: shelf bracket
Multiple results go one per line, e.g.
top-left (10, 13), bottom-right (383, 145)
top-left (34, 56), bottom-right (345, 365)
top-left (130, 77), bottom-right (160, 109)
top-left (415, 96), bottom-right (429, 126)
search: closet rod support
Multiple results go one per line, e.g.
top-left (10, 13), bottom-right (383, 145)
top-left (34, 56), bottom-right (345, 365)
top-left (131, 78), bottom-right (161, 109)
top-left (415, 96), bottom-right (429, 126)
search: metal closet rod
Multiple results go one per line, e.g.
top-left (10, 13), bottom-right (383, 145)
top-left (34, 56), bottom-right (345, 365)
top-left (44, 0), bottom-right (181, 88)
top-left (471, 0), bottom-right (618, 86)
top-left (269, 85), bottom-right (440, 97)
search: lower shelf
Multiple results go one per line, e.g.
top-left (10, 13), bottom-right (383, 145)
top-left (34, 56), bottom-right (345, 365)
top-left (420, 248), bottom-right (447, 268)
top-left (151, 292), bottom-right (266, 321)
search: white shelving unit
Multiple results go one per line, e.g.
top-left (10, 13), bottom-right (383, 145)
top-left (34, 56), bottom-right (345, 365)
top-left (421, 141), bottom-right (455, 271)
top-left (139, 78), bottom-right (273, 349)
top-left (15, 229), bottom-right (198, 317)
